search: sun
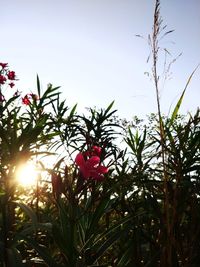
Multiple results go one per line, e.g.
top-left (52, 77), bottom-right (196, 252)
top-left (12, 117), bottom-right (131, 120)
top-left (16, 163), bottom-right (38, 187)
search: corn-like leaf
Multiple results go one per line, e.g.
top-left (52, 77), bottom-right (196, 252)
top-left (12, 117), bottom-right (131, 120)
top-left (169, 65), bottom-right (199, 128)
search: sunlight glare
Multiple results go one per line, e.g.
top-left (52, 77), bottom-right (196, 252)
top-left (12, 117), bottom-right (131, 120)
top-left (16, 163), bottom-right (38, 186)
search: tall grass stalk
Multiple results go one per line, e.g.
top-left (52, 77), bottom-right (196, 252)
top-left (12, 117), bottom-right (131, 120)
top-left (151, 0), bottom-right (171, 265)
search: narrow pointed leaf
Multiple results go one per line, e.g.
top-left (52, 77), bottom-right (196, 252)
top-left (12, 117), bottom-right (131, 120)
top-left (169, 65), bottom-right (199, 127)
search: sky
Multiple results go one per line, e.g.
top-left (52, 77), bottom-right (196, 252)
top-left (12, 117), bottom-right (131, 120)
top-left (1, 0), bottom-right (200, 120)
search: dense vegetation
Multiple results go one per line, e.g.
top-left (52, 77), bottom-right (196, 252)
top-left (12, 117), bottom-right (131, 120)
top-left (0, 1), bottom-right (199, 266)
top-left (0, 66), bottom-right (199, 267)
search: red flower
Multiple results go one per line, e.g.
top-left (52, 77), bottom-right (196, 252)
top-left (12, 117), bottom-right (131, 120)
top-left (92, 146), bottom-right (102, 156)
top-left (9, 82), bottom-right (15, 88)
top-left (0, 75), bottom-right (6, 84)
top-left (75, 152), bottom-right (108, 181)
top-left (22, 94), bottom-right (31, 105)
top-left (0, 63), bottom-right (8, 69)
top-left (84, 146), bottom-right (102, 157)
top-left (7, 71), bottom-right (16, 80)
top-left (22, 93), bottom-right (39, 105)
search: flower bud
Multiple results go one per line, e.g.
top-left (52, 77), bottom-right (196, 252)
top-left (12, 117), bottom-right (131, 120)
top-left (51, 172), bottom-right (62, 199)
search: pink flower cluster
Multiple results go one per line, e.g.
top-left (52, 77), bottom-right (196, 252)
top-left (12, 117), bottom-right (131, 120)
top-left (0, 62), bottom-right (17, 88)
top-left (0, 61), bottom-right (39, 106)
top-left (75, 146), bottom-right (108, 181)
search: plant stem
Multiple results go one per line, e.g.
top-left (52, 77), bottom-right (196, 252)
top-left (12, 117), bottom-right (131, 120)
top-left (152, 1), bottom-right (171, 265)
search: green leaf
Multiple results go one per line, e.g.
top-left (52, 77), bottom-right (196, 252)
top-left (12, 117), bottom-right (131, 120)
top-left (116, 244), bottom-right (132, 267)
top-left (52, 223), bottom-right (71, 263)
top-left (37, 74), bottom-right (41, 98)
top-left (169, 64), bottom-right (199, 127)
top-left (69, 103), bottom-right (77, 117)
top-left (3, 95), bottom-right (19, 110)
top-left (21, 237), bottom-right (61, 267)
top-left (85, 197), bottom-right (113, 239)
top-left (105, 101), bottom-right (115, 114)
top-left (15, 202), bottom-right (38, 229)
top-left (89, 217), bottom-right (132, 265)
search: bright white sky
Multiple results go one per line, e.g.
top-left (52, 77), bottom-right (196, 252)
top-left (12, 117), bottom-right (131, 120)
top-left (1, 0), bottom-right (200, 120)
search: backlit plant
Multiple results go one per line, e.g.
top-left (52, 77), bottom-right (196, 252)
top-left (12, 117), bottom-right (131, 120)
top-left (0, 1), bottom-right (199, 266)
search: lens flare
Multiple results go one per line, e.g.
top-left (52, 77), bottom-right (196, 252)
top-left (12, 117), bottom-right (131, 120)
top-left (16, 163), bottom-right (38, 186)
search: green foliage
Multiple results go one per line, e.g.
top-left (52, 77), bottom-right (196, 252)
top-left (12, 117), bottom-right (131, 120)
top-left (0, 1), bottom-right (200, 264)
top-left (0, 66), bottom-right (200, 267)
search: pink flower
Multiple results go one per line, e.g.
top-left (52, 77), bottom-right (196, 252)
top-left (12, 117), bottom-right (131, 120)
top-left (84, 146), bottom-right (102, 157)
top-left (22, 94), bottom-right (31, 105)
top-left (92, 146), bottom-right (102, 156)
top-left (75, 152), bottom-right (108, 181)
top-left (0, 75), bottom-right (6, 84)
top-left (9, 82), bottom-right (15, 88)
top-left (0, 63), bottom-right (8, 69)
top-left (22, 93), bottom-right (39, 105)
top-left (7, 71), bottom-right (16, 80)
